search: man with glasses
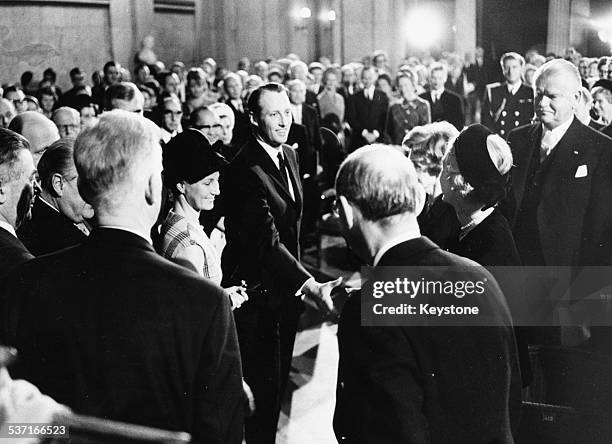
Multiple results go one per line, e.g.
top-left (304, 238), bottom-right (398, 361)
top-left (190, 106), bottom-right (222, 144)
top-left (3, 86), bottom-right (28, 114)
top-left (52, 107), bottom-right (81, 139)
top-left (159, 94), bottom-right (183, 144)
top-left (0, 128), bottom-right (36, 280)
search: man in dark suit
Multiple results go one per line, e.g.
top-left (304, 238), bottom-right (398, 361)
top-left (420, 62), bottom-right (465, 130)
top-left (347, 66), bottom-right (388, 151)
top-left (17, 139), bottom-right (91, 256)
top-left (2, 110), bottom-right (245, 443)
top-left (288, 60), bottom-right (320, 114)
top-left (287, 79), bottom-right (322, 242)
top-left (224, 72), bottom-right (251, 147)
top-left (221, 83), bottom-right (340, 443)
top-left (333, 145), bottom-right (521, 443)
top-left (507, 59), bottom-right (612, 268)
top-left (481, 52), bottom-right (534, 138)
top-left (506, 59), bottom-right (612, 408)
top-left (0, 128), bottom-right (36, 279)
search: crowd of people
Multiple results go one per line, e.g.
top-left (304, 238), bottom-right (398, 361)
top-left (0, 42), bottom-right (611, 443)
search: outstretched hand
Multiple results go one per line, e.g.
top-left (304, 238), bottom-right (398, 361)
top-left (302, 277), bottom-right (343, 316)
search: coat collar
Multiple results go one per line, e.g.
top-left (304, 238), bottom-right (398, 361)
top-left (376, 236), bottom-right (440, 266)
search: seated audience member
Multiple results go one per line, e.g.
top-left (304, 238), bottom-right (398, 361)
top-left (288, 60), bottom-right (319, 111)
top-left (184, 68), bottom-right (214, 122)
top-left (420, 62), bottom-right (465, 130)
top-left (8, 111), bottom-right (60, 165)
top-left (134, 63), bottom-right (151, 89)
top-left (92, 61), bottom-right (121, 107)
top-left (17, 139), bottom-right (92, 256)
top-left (58, 68), bottom-right (88, 109)
top-left (3, 86), bottom-right (28, 114)
top-left (38, 86), bottom-right (58, 119)
top-left (104, 82), bottom-right (144, 114)
top-left (190, 106), bottom-right (222, 144)
top-left (0, 128), bottom-right (36, 279)
top-left (224, 72), bottom-right (250, 146)
top-left (0, 98), bottom-right (16, 129)
top-left (159, 130), bottom-right (247, 309)
top-left (23, 96), bottom-right (40, 113)
top-left (333, 144), bottom-right (521, 444)
top-left (20, 71), bottom-right (38, 96)
top-left (52, 107), bottom-right (81, 139)
top-left (267, 67), bottom-right (284, 84)
top-left (74, 95), bottom-right (100, 130)
top-left (597, 57), bottom-right (609, 80)
top-left (308, 62), bottom-right (324, 94)
top-left (170, 61), bottom-right (187, 102)
top-left (244, 75), bottom-right (264, 98)
top-left (317, 67), bottom-right (345, 122)
top-left (254, 60), bottom-right (269, 81)
top-left (158, 71), bottom-right (181, 99)
top-left (209, 102), bottom-right (238, 160)
top-left (524, 63), bottom-right (537, 88)
top-left (39, 68), bottom-right (63, 98)
top-left (159, 94), bottom-right (183, 144)
top-left (591, 79), bottom-right (612, 127)
top-left (575, 86), bottom-right (604, 130)
top-left (385, 71), bottom-right (431, 145)
top-left (2, 110), bottom-right (245, 443)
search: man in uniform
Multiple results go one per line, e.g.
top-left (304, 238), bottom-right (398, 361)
top-left (482, 52), bottom-right (534, 138)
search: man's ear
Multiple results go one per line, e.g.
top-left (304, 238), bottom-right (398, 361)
top-left (145, 172), bottom-right (160, 206)
top-left (338, 195), bottom-right (354, 229)
top-left (176, 182), bottom-right (185, 194)
top-left (0, 180), bottom-right (6, 205)
top-left (50, 173), bottom-right (63, 197)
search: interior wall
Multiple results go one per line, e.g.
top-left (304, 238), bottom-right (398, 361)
top-left (0, 2), bottom-right (111, 91)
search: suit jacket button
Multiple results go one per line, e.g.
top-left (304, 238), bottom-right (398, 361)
top-left (515, 121), bottom-right (519, 126)
top-left (515, 111), bottom-right (520, 116)
top-left (500, 120), bottom-right (505, 125)
top-left (502, 111), bottom-right (507, 117)
top-left (500, 129), bottom-right (505, 135)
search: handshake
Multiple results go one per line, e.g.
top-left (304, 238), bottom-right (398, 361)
top-left (298, 277), bottom-right (343, 318)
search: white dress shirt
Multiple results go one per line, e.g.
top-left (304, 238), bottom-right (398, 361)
top-left (0, 220), bottom-right (16, 237)
top-left (290, 103), bottom-right (303, 125)
top-left (363, 85), bottom-right (375, 101)
top-left (507, 82), bottom-right (521, 95)
top-left (541, 116), bottom-right (573, 156)
top-left (430, 88), bottom-right (444, 103)
top-left (373, 227), bottom-right (421, 266)
top-left (257, 138), bottom-right (295, 201)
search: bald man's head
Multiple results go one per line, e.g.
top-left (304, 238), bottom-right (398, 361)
top-left (8, 111), bottom-right (59, 164)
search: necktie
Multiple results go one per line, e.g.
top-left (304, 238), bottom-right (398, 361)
top-left (540, 130), bottom-right (554, 163)
top-left (277, 152), bottom-right (290, 189)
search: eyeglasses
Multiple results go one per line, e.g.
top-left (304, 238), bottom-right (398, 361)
top-left (163, 110), bottom-right (183, 117)
top-left (193, 124), bottom-right (222, 131)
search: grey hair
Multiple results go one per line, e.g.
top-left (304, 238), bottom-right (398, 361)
top-left (74, 109), bottom-right (159, 208)
top-left (335, 144), bottom-right (425, 222)
top-left (534, 59), bottom-right (581, 94)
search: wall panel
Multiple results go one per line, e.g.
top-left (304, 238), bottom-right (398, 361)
top-left (0, 3), bottom-right (111, 90)
top-left (153, 10), bottom-right (196, 66)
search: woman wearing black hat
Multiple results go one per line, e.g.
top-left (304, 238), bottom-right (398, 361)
top-left (439, 124), bottom-right (532, 387)
top-left (439, 124), bottom-right (518, 266)
top-left (159, 129), bottom-right (248, 309)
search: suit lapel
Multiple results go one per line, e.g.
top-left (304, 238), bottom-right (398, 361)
top-left (250, 140), bottom-right (300, 209)
top-left (282, 144), bottom-right (303, 211)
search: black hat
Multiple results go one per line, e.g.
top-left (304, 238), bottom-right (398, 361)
top-left (453, 124), bottom-right (510, 208)
top-left (592, 79), bottom-right (612, 94)
top-left (162, 129), bottom-right (228, 189)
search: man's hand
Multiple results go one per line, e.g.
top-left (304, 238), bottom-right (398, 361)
top-left (301, 277), bottom-right (343, 315)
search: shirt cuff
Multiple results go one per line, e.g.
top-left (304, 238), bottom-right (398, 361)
top-left (296, 277), bottom-right (316, 298)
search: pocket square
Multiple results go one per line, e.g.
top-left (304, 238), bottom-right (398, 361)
top-left (575, 164), bottom-right (588, 178)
